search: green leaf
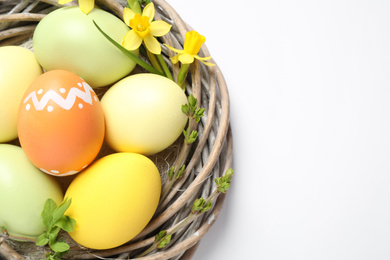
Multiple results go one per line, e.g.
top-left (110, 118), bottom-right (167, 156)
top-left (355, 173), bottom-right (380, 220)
top-left (41, 199), bottom-right (57, 229)
top-left (55, 215), bottom-right (76, 233)
top-left (215, 168), bottom-right (234, 193)
top-left (157, 234), bottom-right (171, 249)
top-left (127, 0), bottom-right (142, 13)
top-left (181, 104), bottom-right (190, 115)
top-left (201, 201), bottom-right (213, 213)
top-left (188, 94), bottom-right (197, 109)
top-left (36, 233), bottom-right (49, 246)
top-left (48, 228), bottom-right (60, 245)
top-left (187, 130), bottom-right (198, 144)
top-left (52, 198), bottom-right (71, 223)
top-left (92, 20), bottom-right (164, 76)
top-left (194, 108), bottom-right (205, 123)
top-left (192, 198), bottom-right (205, 213)
top-left (50, 241), bottom-right (70, 253)
top-left (155, 230), bottom-right (167, 242)
top-left (168, 166), bottom-right (175, 180)
top-left (176, 165), bottom-right (185, 180)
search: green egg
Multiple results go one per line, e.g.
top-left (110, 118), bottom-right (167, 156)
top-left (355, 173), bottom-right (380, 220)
top-left (0, 144), bottom-right (63, 240)
top-left (33, 6), bottom-right (138, 88)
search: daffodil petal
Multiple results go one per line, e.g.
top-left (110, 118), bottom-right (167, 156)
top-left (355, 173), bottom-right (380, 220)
top-left (79, 0), bottom-right (94, 14)
top-left (164, 44), bottom-right (185, 54)
top-left (198, 59), bottom-right (215, 66)
top-left (144, 34), bottom-right (161, 54)
top-left (178, 53), bottom-right (195, 64)
top-left (150, 21), bottom-right (171, 37)
top-left (123, 7), bottom-right (136, 26)
top-left (122, 30), bottom-right (142, 50)
top-left (194, 55), bottom-right (212, 61)
top-left (170, 55), bottom-right (180, 64)
top-left (58, 0), bottom-right (73, 4)
top-left (143, 3), bottom-right (155, 23)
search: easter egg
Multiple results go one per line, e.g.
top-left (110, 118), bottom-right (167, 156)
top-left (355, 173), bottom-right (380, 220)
top-left (101, 73), bottom-right (188, 155)
top-left (0, 144), bottom-right (63, 240)
top-left (65, 152), bottom-right (161, 249)
top-left (0, 46), bottom-right (43, 142)
top-left (17, 70), bottom-right (105, 176)
top-left (33, 6), bottom-right (138, 88)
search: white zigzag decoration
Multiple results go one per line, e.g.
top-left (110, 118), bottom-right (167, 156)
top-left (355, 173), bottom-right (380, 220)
top-left (24, 82), bottom-right (96, 111)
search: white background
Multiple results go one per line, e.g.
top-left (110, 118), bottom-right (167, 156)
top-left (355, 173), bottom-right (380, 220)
top-left (168, 0), bottom-right (390, 259)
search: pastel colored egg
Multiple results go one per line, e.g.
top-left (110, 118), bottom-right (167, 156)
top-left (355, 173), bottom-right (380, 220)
top-left (33, 6), bottom-right (138, 88)
top-left (17, 70), bottom-right (105, 176)
top-left (101, 73), bottom-right (188, 155)
top-left (65, 152), bottom-right (161, 249)
top-left (0, 46), bottom-right (43, 142)
top-left (0, 144), bottom-right (63, 240)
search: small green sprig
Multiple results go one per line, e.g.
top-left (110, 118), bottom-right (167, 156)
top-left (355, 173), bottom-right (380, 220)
top-left (155, 230), bottom-right (172, 249)
top-left (159, 95), bottom-right (204, 204)
top-left (215, 168), bottom-right (234, 193)
top-left (191, 198), bottom-right (212, 214)
top-left (138, 169), bottom-right (234, 257)
top-left (182, 94), bottom-right (205, 144)
top-left (36, 198), bottom-right (76, 260)
top-left (182, 94), bottom-right (205, 123)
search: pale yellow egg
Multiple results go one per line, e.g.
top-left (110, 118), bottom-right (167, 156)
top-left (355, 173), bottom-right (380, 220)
top-left (0, 46), bottom-right (43, 142)
top-left (65, 152), bottom-right (161, 249)
top-left (101, 73), bottom-right (188, 155)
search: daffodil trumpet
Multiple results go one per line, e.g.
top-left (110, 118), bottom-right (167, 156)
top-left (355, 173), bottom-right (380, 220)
top-left (165, 30), bottom-right (215, 89)
top-left (93, 20), bottom-right (164, 76)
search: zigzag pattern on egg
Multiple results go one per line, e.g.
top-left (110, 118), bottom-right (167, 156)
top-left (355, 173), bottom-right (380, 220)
top-left (23, 82), bottom-right (98, 112)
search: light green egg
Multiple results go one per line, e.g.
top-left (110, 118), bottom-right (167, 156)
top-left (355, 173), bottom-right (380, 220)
top-left (33, 6), bottom-right (138, 88)
top-left (0, 144), bottom-right (63, 240)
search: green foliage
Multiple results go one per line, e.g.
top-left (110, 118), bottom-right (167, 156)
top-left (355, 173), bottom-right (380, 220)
top-left (127, 0), bottom-right (142, 13)
top-left (215, 168), bottom-right (234, 193)
top-left (36, 198), bottom-right (76, 260)
top-left (182, 95), bottom-right (204, 144)
top-left (168, 166), bottom-right (175, 180)
top-left (155, 230), bottom-right (171, 249)
top-left (176, 165), bottom-right (186, 180)
top-left (191, 198), bottom-right (213, 214)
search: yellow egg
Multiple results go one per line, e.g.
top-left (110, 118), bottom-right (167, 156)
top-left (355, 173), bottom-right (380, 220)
top-left (65, 152), bottom-right (161, 249)
top-left (101, 73), bottom-right (188, 155)
top-left (0, 46), bottom-right (43, 142)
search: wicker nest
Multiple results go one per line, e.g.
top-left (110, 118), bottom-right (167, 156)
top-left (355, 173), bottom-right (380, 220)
top-left (0, 0), bottom-right (233, 259)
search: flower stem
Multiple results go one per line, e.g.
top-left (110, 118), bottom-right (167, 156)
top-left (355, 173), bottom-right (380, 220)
top-left (177, 63), bottom-right (190, 90)
top-left (146, 48), bottom-right (164, 74)
top-left (156, 54), bottom-right (173, 81)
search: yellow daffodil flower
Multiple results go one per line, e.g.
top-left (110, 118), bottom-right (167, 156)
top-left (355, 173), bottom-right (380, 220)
top-left (122, 3), bottom-right (171, 55)
top-left (58, 0), bottom-right (94, 15)
top-left (165, 30), bottom-right (214, 66)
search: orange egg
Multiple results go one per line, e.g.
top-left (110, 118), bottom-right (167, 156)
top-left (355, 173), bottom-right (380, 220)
top-left (17, 70), bottom-right (105, 176)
